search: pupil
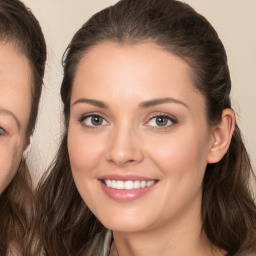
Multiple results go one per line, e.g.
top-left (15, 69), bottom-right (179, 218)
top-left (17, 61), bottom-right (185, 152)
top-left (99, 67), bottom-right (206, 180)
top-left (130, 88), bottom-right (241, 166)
top-left (156, 116), bottom-right (168, 126)
top-left (92, 116), bottom-right (103, 125)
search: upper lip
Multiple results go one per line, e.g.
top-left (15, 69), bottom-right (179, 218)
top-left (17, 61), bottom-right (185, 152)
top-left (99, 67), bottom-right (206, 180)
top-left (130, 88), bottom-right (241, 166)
top-left (98, 174), bottom-right (158, 181)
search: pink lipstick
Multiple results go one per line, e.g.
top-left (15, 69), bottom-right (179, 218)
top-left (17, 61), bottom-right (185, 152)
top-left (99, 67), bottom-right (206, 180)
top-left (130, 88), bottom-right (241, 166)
top-left (98, 175), bottom-right (158, 202)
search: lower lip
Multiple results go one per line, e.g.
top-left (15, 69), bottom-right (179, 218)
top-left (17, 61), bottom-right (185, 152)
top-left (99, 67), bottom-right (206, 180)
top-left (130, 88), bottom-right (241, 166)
top-left (99, 181), bottom-right (157, 202)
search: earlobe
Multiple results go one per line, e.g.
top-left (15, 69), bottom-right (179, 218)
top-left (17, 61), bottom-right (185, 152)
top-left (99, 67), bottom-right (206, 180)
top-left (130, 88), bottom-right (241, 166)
top-left (207, 109), bottom-right (235, 164)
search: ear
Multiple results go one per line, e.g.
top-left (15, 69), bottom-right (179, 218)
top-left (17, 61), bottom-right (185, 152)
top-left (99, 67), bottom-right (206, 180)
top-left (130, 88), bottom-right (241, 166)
top-left (207, 108), bottom-right (235, 164)
top-left (24, 136), bottom-right (31, 152)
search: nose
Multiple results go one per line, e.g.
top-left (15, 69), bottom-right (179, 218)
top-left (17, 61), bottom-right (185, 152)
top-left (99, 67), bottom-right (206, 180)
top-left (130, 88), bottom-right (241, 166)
top-left (105, 125), bottom-right (144, 166)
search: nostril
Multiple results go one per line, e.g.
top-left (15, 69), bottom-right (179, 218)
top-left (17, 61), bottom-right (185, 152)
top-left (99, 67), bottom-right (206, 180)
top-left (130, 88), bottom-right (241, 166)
top-left (105, 138), bottom-right (144, 166)
top-left (106, 155), bottom-right (142, 166)
top-left (127, 159), bottom-right (136, 164)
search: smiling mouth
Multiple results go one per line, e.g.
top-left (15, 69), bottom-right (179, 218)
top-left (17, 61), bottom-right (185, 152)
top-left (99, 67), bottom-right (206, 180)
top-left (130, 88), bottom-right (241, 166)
top-left (101, 179), bottom-right (157, 190)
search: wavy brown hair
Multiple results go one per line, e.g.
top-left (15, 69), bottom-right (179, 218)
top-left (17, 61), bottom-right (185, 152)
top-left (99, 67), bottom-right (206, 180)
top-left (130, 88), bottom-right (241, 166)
top-left (0, 0), bottom-right (46, 255)
top-left (37, 0), bottom-right (256, 255)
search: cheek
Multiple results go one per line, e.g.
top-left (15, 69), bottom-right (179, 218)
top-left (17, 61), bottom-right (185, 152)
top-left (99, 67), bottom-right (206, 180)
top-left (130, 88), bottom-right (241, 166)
top-left (148, 126), bottom-right (210, 185)
top-left (0, 142), bottom-right (23, 194)
top-left (68, 126), bottom-right (107, 212)
top-left (141, 127), bottom-right (210, 220)
top-left (67, 126), bottom-right (105, 177)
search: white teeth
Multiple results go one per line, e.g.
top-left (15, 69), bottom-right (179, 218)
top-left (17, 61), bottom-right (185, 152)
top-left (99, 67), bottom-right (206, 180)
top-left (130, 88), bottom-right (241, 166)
top-left (124, 181), bottom-right (134, 190)
top-left (134, 180), bottom-right (140, 189)
top-left (147, 181), bottom-right (154, 186)
top-left (105, 180), bottom-right (112, 187)
top-left (116, 181), bottom-right (124, 190)
top-left (112, 180), bottom-right (117, 189)
top-left (140, 181), bottom-right (146, 188)
top-left (104, 180), bottom-right (156, 190)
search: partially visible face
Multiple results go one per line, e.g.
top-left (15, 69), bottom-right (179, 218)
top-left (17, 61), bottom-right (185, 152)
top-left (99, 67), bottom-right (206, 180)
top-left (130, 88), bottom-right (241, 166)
top-left (0, 42), bottom-right (31, 194)
top-left (68, 42), bottom-right (215, 233)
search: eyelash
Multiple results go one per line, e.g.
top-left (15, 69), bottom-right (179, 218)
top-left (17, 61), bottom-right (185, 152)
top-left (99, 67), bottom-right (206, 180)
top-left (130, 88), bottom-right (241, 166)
top-left (0, 127), bottom-right (6, 136)
top-left (79, 112), bottom-right (109, 128)
top-left (79, 112), bottom-right (177, 130)
top-left (145, 113), bottom-right (177, 129)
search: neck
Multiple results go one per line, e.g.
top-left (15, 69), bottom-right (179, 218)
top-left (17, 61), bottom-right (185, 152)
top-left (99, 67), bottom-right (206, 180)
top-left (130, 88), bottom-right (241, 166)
top-left (111, 197), bottom-right (224, 256)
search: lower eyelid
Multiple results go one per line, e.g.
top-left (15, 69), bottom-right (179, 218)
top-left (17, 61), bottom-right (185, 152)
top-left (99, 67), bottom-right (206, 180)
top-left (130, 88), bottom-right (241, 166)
top-left (146, 114), bottom-right (177, 124)
top-left (78, 113), bottom-right (177, 129)
top-left (80, 114), bottom-right (109, 127)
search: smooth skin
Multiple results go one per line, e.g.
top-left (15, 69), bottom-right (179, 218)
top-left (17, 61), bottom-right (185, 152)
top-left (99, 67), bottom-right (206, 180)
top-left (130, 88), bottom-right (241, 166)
top-left (0, 42), bottom-right (31, 194)
top-left (68, 42), bottom-right (234, 256)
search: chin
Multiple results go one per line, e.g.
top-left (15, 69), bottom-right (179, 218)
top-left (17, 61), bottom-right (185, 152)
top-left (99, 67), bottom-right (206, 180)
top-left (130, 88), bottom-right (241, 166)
top-left (104, 222), bottom-right (147, 233)
top-left (98, 213), bottom-right (152, 233)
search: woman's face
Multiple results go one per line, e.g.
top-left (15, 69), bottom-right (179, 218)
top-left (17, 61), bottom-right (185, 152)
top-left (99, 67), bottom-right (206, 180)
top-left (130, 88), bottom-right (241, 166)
top-left (68, 42), bottom-right (215, 233)
top-left (0, 43), bottom-right (31, 194)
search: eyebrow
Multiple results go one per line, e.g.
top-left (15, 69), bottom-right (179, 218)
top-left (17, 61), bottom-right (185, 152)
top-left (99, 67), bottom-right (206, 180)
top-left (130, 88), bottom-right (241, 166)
top-left (72, 98), bottom-right (108, 108)
top-left (0, 108), bottom-right (21, 130)
top-left (72, 97), bottom-right (189, 110)
top-left (139, 97), bottom-right (189, 109)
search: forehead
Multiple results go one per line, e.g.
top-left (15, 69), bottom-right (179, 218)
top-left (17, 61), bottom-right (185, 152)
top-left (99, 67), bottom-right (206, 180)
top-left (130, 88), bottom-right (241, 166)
top-left (72, 42), bottom-right (203, 104)
top-left (0, 42), bottom-right (32, 131)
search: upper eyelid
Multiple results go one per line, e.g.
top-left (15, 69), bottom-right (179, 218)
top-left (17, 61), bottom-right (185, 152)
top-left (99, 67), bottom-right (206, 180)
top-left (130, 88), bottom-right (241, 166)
top-left (0, 117), bottom-right (18, 134)
top-left (79, 112), bottom-right (110, 127)
top-left (143, 113), bottom-right (178, 130)
top-left (78, 111), bottom-right (177, 125)
top-left (0, 111), bottom-right (20, 131)
top-left (79, 111), bottom-right (109, 121)
top-left (146, 112), bottom-right (177, 122)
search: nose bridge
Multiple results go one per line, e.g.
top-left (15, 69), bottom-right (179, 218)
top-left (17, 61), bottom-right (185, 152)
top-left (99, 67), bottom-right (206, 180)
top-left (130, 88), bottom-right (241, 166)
top-left (106, 119), bottom-right (143, 166)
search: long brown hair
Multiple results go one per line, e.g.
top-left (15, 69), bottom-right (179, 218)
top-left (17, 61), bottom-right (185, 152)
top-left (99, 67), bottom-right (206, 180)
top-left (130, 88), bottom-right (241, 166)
top-left (0, 0), bottom-right (46, 254)
top-left (37, 0), bottom-right (256, 255)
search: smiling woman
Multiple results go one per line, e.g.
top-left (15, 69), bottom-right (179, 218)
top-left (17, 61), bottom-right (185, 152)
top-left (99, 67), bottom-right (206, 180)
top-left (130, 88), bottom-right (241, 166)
top-left (0, 0), bottom-right (46, 255)
top-left (37, 0), bottom-right (256, 255)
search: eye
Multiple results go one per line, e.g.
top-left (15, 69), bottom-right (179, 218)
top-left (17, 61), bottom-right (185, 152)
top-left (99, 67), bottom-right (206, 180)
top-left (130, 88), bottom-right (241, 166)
top-left (146, 114), bottom-right (176, 128)
top-left (0, 127), bottom-right (6, 136)
top-left (81, 114), bottom-right (108, 127)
